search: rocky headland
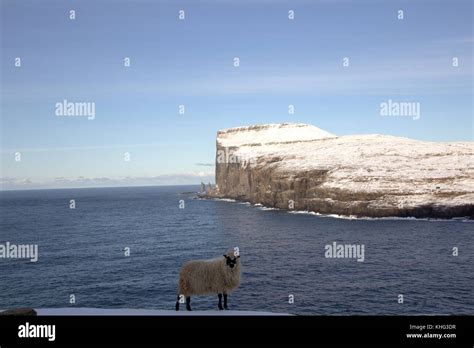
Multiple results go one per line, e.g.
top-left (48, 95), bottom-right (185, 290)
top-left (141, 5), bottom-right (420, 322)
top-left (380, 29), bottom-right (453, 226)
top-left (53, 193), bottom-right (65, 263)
top-left (205, 123), bottom-right (474, 219)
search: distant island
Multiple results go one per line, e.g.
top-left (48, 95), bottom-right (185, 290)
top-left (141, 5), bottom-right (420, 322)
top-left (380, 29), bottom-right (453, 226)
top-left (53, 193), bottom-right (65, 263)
top-left (204, 123), bottom-right (474, 219)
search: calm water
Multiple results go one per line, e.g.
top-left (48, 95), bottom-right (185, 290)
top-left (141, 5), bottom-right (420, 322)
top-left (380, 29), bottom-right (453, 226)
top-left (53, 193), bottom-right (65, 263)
top-left (0, 185), bottom-right (473, 315)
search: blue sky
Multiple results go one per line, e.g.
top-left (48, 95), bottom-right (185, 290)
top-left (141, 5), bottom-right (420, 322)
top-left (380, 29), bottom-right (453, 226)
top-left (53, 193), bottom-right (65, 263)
top-left (1, 0), bottom-right (473, 189)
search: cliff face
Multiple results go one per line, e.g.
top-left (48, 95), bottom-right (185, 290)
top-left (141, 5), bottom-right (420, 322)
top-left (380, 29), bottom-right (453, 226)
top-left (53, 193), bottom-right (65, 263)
top-left (213, 123), bottom-right (474, 219)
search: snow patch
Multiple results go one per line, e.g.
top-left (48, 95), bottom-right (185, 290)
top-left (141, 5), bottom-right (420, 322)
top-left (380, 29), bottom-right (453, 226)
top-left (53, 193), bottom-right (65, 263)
top-left (32, 308), bottom-right (291, 316)
top-left (217, 123), bottom-right (336, 147)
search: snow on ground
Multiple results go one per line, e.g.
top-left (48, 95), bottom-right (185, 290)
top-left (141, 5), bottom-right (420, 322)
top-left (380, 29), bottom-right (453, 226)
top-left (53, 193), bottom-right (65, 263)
top-left (217, 123), bottom-right (336, 147)
top-left (217, 123), bottom-right (474, 208)
top-left (33, 308), bottom-right (291, 316)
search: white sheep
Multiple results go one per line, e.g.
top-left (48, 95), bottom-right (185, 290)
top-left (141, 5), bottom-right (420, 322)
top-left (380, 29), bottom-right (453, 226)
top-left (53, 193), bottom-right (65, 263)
top-left (175, 249), bottom-right (241, 311)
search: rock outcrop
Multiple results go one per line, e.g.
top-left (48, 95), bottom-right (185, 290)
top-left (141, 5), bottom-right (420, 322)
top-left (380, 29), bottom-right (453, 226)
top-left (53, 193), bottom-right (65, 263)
top-left (0, 308), bottom-right (37, 316)
top-left (211, 123), bottom-right (474, 219)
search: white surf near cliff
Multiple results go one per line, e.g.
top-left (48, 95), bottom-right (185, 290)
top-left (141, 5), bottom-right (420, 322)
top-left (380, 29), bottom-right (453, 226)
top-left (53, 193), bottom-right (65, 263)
top-left (214, 123), bottom-right (474, 219)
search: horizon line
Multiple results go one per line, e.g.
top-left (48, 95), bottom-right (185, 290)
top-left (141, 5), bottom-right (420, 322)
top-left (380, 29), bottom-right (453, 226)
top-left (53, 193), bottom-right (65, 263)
top-left (0, 183), bottom-right (211, 193)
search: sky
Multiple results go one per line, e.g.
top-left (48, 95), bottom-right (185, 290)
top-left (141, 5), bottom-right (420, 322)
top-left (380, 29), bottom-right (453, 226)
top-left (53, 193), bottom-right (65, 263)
top-left (1, 0), bottom-right (473, 190)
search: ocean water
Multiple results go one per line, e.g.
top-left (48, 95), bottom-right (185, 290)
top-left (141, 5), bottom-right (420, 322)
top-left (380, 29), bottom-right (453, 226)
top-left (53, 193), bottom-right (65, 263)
top-left (0, 185), bottom-right (473, 315)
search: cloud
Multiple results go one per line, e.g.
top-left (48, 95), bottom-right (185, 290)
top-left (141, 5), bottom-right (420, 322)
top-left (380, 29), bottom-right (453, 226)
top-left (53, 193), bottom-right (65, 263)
top-left (195, 163), bottom-right (215, 167)
top-left (3, 49), bottom-right (472, 103)
top-left (0, 172), bottom-right (215, 190)
top-left (172, 60), bottom-right (472, 96)
top-left (431, 36), bottom-right (474, 45)
top-left (0, 143), bottom-right (164, 154)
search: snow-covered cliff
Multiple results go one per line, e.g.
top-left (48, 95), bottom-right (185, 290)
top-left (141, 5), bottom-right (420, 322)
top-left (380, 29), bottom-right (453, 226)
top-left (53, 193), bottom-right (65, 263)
top-left (212, 123), bottom-right (474, 219)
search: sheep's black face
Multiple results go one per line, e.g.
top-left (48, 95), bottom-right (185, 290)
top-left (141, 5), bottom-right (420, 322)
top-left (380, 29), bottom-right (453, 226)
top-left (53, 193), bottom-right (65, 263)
top-left (224, 255), bottom-right (239, 269)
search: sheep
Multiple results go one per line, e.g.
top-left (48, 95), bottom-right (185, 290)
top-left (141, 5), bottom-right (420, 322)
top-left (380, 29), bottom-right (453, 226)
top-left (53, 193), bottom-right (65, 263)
top-left (175, 249), bottom-right (241, 311)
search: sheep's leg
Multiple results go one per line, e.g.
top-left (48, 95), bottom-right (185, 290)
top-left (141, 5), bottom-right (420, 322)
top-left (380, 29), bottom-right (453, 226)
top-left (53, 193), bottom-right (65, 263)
top-left (175, 295), bottom-right (180, 311)
top-left (223, 293), bottom-right (229, 310)
top-left (218, 294), bottom-right (224, 310)
top-left (186, 296), bottom-right (192, 311)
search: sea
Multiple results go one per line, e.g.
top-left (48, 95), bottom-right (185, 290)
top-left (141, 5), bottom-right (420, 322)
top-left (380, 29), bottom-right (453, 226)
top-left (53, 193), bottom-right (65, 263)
top-left (0, 185), bottom-right (473, 315)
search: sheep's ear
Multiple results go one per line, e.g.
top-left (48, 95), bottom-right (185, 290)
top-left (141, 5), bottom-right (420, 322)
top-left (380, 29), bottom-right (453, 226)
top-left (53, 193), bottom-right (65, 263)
top-left (223, 255), bottom-right (228, 259)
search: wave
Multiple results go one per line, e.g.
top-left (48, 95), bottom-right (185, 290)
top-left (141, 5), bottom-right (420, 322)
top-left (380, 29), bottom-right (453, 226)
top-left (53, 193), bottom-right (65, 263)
top-left (213, 198), bottom-right (237, 202)
top-left (288, 210), bottom-right (473, 222)
top-left (257, 206), bottom-right (280, 211)
top-left (199, 197), bottom-right (472, 222)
